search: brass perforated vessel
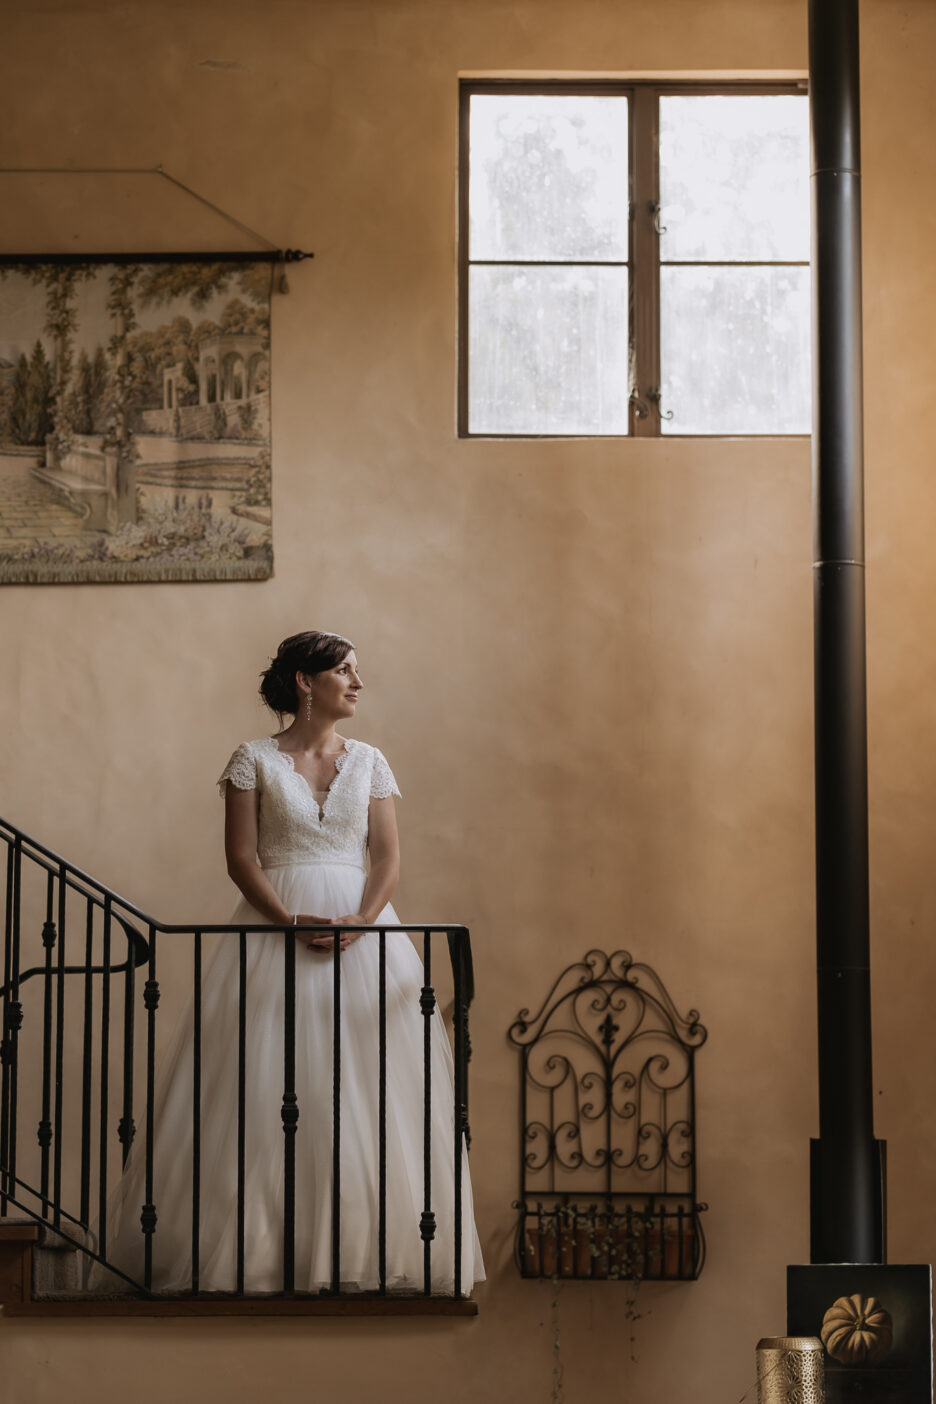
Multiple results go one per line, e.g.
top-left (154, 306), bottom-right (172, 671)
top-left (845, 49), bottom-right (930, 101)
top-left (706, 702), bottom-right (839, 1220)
top-left (756, 1336), bottom-right (825, 1404)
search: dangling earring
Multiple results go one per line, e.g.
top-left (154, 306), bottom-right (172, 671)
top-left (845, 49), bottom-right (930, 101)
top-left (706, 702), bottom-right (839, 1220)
top-left (305, 692), bottom-right (312, 722)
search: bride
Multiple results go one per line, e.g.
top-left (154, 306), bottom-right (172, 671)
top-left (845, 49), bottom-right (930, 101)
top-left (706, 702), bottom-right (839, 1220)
top-left (98, 630), bottom-right (483, 1295)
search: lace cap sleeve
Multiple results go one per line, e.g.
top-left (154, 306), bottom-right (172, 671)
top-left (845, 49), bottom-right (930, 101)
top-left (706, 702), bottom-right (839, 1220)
top-left (370, 747), bottom-right (401, 801)
top-left (217, 742), bottom-right (258, 799)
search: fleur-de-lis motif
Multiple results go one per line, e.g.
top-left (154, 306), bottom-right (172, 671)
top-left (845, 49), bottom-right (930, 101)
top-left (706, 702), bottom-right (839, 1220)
top-left (598, 1013), bottom-right (619, 1048)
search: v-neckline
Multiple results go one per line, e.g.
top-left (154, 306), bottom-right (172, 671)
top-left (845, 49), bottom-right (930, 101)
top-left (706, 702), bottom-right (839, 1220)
top-left (269, 735), bottom-right (352, 821)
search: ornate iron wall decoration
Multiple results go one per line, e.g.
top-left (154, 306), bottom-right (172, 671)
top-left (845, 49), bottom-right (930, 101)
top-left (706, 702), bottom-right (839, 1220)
top-left (508, 948), bottom-right (707, 1280)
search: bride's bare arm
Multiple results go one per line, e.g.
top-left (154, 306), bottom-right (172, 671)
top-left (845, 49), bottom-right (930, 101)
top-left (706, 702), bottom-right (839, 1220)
top-left (333, 796), bottom-right (400, 938)
top-left (224, 784), bottom-right (328, 929)
top-left (359, 796), bottom-right (401, 922)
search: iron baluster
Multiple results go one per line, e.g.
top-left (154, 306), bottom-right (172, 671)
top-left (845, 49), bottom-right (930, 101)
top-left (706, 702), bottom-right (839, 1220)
top-left (420, 931), bottom-right (436, 1296)
top-left (282, 926), bottom-right (297, 1293)
top-left (464, 1020), bottom-right (473, 1149)
top-left (378, 929), bottom-right (387, 1296)
top-left (38, 870), bottom-right (56, 1213)
top-left (191, 931), bottom-right (201, 1294)
top-left (0, 841), bottom-right (14, 1214)
top-left (118, 919), bottom-right (136, 1169)
top-left (447, 927), bottom-right (474, 1151)
top-left (53, 864), bottom-right (67, 1229)
top-left (79, 899), bottom-right (94, 1226)
top-left (236, 931), bottom-right (246, 1294)
top-left (141, 924), bottom-right (159, 1290)
top-left (453, 926), bottom-right (465, 1299)
top-left (97, 896), bottom-right (112, 1260)
top-left (331, 927), bottom-right (341, 1294)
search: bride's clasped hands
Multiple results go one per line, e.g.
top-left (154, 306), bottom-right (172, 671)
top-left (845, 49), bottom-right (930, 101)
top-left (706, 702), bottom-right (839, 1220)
top-left (295, 912), bottom-right (368, 951)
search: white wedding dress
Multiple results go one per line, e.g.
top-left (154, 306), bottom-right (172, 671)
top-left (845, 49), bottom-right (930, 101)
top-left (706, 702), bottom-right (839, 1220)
top-left (96, 736), bottom-right (484, 1295)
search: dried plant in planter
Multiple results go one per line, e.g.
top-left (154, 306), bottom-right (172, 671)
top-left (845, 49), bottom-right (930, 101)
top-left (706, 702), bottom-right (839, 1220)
top-left (521, 1201), bottom-right (699, 1281)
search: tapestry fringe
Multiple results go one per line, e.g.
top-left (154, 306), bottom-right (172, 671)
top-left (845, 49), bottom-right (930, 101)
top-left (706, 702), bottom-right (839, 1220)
top-left (0, 559), bottom-right (272, 586)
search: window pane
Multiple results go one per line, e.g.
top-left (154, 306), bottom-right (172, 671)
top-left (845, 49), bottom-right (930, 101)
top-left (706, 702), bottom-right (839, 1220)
top-left (659, 96), bottom-right (809, 261)
top-left (469, 95), bottom-right (629, 261)
top-left (660, 266), bottom-right (811, 434)
top-left (468, 265), bottom-right (630, 434)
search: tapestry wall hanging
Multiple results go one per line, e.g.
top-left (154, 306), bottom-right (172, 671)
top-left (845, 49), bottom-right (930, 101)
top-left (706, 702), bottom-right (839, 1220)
top-left (0, 261), bottom-right (273, 583)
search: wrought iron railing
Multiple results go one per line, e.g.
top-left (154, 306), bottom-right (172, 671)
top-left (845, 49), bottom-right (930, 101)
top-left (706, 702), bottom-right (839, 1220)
top-left (0, 817), bottom-right (473, 1299)
top-left (508, 948), bottom-right (706, 1280)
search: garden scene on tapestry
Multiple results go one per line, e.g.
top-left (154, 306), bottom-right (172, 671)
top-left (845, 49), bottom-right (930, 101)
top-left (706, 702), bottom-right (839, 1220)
top-left (0, 260), bottom-right (273, 583)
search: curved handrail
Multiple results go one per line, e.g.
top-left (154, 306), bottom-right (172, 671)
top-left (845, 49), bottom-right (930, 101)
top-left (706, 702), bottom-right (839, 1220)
top-left (0, 916), bottom-right (148, 996)
top-left (1, 817), bottom-right (160, 928)
top-left (0, 816), bottom-right (151, 994)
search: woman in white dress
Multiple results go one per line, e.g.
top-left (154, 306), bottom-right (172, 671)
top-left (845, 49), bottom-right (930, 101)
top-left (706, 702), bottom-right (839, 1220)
top-left (98, 630), bottom-right (483, 1295)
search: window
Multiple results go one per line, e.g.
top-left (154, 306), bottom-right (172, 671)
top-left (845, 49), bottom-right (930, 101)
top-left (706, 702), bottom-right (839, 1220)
top-left (458, 82), bottom-right (810, 438)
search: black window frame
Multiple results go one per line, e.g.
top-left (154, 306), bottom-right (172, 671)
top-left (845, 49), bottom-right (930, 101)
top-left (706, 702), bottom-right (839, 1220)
top-left (458, 78), bottom-right (809, 439)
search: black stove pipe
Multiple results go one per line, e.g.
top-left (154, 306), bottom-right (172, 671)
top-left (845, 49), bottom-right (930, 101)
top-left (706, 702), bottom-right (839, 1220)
top-left (808, 0), bottom-right (884, 1265)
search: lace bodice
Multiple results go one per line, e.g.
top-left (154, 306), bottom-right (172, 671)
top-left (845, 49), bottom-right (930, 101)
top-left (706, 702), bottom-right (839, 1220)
top-left (217, 737), bottom-right (400, 870)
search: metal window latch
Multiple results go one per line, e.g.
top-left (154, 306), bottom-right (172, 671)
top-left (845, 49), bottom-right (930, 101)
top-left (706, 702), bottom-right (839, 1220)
top-left (630, 390), bottom-right (651, 419)
top-left (648, 387), bottom-right (674, 422)
top-left (650, 202), bottom-right (667, 235)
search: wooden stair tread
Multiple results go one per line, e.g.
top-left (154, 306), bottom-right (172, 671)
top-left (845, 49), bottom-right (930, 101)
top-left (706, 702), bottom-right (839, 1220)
top-left (0, 1217), bottom-right (88, 1249)
top-left (0, 1224), bottom-right (39, 1243)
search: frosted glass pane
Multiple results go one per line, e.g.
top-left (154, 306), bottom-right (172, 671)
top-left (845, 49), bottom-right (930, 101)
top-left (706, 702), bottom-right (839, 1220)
top-left (660, 266), bottom-right (811, 434)
top-left (469, 265), bottom-right (629, 435)
top-left (469, 95), bottom-right (629, 261)
top-left (660, 96), bottom-right (809, 261)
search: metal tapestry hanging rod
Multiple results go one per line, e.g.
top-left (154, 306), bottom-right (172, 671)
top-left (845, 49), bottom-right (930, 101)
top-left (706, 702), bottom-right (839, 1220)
top-left (0, 250), bottom-right (312, 266)
top-left (0, 164), bottom-right (314, 266)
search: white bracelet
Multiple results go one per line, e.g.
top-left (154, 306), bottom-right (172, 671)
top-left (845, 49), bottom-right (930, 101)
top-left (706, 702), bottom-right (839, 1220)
top-left (292, 914), bottom-right (298, 926)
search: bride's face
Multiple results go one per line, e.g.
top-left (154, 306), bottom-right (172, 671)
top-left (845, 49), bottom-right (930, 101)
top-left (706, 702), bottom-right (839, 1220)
top-left (303, 651), bottom-right (363, 721)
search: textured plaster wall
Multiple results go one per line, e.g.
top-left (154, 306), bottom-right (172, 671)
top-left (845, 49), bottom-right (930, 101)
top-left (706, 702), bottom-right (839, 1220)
top-left (0, 0), bottom-right (933, 1401)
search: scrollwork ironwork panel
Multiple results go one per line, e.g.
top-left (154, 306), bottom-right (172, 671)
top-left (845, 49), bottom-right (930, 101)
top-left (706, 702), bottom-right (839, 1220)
top-left (508, 949), bottom-right (707, 1280)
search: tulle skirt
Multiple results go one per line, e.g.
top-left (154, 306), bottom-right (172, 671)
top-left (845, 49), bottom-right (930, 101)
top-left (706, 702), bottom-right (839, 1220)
top-left (94, 861), bottom-right (484, 1294)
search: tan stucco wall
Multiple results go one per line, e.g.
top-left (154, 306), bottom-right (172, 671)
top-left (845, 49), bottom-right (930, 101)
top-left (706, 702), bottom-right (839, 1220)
top-left (2, 0), bottom-right (934, 1400)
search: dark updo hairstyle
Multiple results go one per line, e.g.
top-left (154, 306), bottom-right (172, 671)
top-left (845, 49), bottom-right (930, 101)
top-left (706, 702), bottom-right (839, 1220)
top-left (259, 631), bottom-right (355, 716)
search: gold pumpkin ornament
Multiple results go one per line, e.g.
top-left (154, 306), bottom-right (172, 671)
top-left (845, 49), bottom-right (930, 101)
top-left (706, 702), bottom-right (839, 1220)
top-left (820, 1294), bottom-right (894, 1365)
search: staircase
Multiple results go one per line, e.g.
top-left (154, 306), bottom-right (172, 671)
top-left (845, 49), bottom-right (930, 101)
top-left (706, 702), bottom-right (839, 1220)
top-left (0, 818), bottom-right (476, 1317)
